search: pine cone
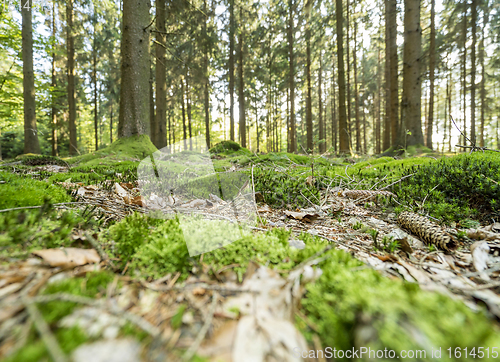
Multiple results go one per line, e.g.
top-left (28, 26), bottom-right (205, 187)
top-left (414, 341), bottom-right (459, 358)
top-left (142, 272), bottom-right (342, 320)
top-left (397, 211), bottom-right (457, 251)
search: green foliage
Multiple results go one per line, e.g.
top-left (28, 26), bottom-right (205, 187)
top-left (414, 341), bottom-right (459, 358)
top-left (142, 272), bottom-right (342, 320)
top-left (0, 171), bottom-right (71, 209)
top-left (301, 249), bottom-right (500, 361)
top-left (252, 167), bottom-right (320, 208)
top-left (393, 153), bottom-right (500, 221)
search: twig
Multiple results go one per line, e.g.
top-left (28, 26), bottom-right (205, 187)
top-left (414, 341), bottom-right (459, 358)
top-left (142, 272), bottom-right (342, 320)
top-left (181, 291), bottom-right (218, 362)
top-left (418, 184), bottom-right (440, 211)
top-left (378, 173), bottom-right (416, 191)
top-left (143, 14), bottom-right (157, 31)
top-left (22, 296), bottom-right (68, 362)
top-left (142, 281), bottom-right (259, 295)
top-left (456, 144), bottom-right (500, 153)
top-left (450, 115), bottom-right (478, 153)
top-left (0, 202), bottom-right (89, 213)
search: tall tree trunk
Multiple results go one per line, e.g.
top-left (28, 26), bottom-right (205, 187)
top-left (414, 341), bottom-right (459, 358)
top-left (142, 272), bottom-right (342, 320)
top-left (93, 13), bottom-right (99, 151)
top-left (181, 78), bottom-right (187, 150)
top-left (186, 73), bottom-right (193, 150)
top-left (22, 0), bottom-right (41, 154)
top-left (155, 0), bottom-right (167, 148)
top-left (376, 44), bottom-right (381, 153)
top-left (305, 0), bottom-right (313, 151)
top-left (288, 0), bottom-right (296, 153)
top-left (461, 3), bottom-right (467, 148)
top-left (238, 4), bottom-right (246, 148)
top-left (353, 21), bottom-right (361, 152)
top-left (110, 105), bottom-right (113, 144)
top-left (346, 0), bottom-right (352, 150)
top-left (67, 0), bottom-right (77, 154)
top-left (337, 0), bottom-right (348, 153)
top-left (118, 0), bottom-right (150, 138)
top-left (470, 0), bottom-right (477, 145)
top-left (204, 0), bottom-right (211, 148)
top-left (426, 0), bottom-right (435, 149)
top-left (479, 5), bottom-right (488, 147)
top-left (149, 60), bottom-right (155, 143)
top-left (448, 69), bottom-right (452, 152)
top-left (387, 0), bottom-right (399, 147)
top-left (319, 51), bottom-right (325, 153)
top-left (331, 60), bottom-right (337, 153)
top-left (383, 0), bottom-right (391, 151)
top-left (399, 0), bottom-right (423, 147)
top-left (229, 0), bottom-right (235, 141)
top-left (51, 0), bottom-right (57, 156)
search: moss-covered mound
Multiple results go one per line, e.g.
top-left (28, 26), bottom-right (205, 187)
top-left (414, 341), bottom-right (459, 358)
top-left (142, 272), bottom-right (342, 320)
top-left (67, 135), bottom-right (157, 167)
top-left (0, 171), bottom-right (71, 209)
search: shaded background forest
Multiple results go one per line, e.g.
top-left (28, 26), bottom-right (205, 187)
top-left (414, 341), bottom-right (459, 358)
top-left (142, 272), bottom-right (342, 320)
top-left (1, 0), bottom-right (500, 159)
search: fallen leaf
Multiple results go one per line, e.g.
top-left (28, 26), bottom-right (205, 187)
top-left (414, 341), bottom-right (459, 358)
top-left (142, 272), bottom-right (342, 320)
top-left (77, 187), bottom-right (87, 196)
top-left (257, 204), bottom-right (272, 213)
top-left (32, 248), bottom-right (100, 268)
top-left (120, 182), bottom-right (135, 190)
top-left (131, 195), bottom-right (146, 207)
top-left (471, 241), bottom-right (491, 281)
top-left (284, 210), bottom-right (319, 223)
top-left (113, 182), bottom-right (128, 198)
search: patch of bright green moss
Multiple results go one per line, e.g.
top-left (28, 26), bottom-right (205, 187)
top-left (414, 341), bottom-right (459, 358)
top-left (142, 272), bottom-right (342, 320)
top-left (0, 171), bottom-right (71, 209)
top-left (67, 135), bottom-right (157, 167)
top-left (301, 248), bottom-right (500, 361)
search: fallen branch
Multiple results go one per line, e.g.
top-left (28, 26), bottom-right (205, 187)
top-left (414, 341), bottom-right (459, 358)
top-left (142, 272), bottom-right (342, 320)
top-left (455, 144), bottom-right (500, 153)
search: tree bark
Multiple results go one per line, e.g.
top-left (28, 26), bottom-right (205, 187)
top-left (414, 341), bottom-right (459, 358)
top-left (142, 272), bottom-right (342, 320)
top-left (353, 21), bottom-right (360, 152)
top-left (383, 0), bottom-right (390, 151)
top-left (305, 0), bottom-right (313, 152)
top-left (331, 57), bottom-right (337, 153)
top-left (319, 51), bottom-right (325, 153)
top-left (229, 0), bottom-right (235, 141)
top-left (426, 0), bottom-right (435, 149)
top-left (93, 13), bottom-right (99, 151)
top-left (346, 0), bottom-right (352, 150)
top-left (181, 78), bottom-right (187, 150)
top-left (336, 0), bottom-right (348, 154)
top-left (186, 73), bottom-right (193, 150)
top-left (461, 3), bottom-right (467, 148)
top-left (118, 0), bottom-right (150, 138)
top-left (399, 0), bottom-right (424, 147)
top-left (376, 43), bottom-right (381, 154)
top-left (288, 0), bottom-right (296, 153)
top-left (238, 4), bottom-right (246, 148)
top-left (204, 0), bottom-right (211, 148)
top-left (155, 0), bottom-right (167, 148)
top-left (22, 0), bottom-right (41, 154)
top-left (67, 0), bottom-right (77, 154)
top-left (470, 0), bottom-right (477, 146)
top-left (479, 4), bottom-right (488, 147)
top-left (388, 0), bottom-right (398, 146)
top-left (51, 0), bottom-right (58, 156)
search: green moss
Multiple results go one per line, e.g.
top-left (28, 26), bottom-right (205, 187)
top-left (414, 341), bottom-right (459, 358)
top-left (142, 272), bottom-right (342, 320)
top-left (0, 171), bottom-right (71, 209)
top-left (39, 271), bottom-right (115, 324)
top-left (67, 135), bottom-right (157, 167)
top-left (301, 248), bottom-right (500, 361)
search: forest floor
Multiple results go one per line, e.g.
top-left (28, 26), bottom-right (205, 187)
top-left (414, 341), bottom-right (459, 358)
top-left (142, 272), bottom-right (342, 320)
top-left (1, 137), bottom-right (500, 361)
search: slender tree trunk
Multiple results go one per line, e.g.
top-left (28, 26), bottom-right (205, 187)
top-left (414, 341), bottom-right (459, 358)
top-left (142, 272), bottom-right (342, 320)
top-left (155, 0), bottom-right (167, 148)
top-left (470, 0), bottom-right (477, 145)
top-left (110, 105), bottom-right (113, 144)
top-left (118, 0), bottom-right (150, 138)
top-left (51, 0), bottom-right (57, 156)
top-left (353, 21), bottom-right (361, 152)
top-left (399, 0), bottom-right (423, 147)
top-left (479, 6), bottom-right (488, 147)
top-left (305, 0), bottom-right (313, 151)
top-left (448, 69), bottom-right (452, 152)
top-left (203, 0), bottom-right (211, 148)
top-left (376, 44), bottom-right (381, 153)
top-left (186, 73), bottom-right (193, 150)
top-left (149, 60), bottom-right (155, 143)
top-left (67, 0), bottom-right (77, 154)
top-left (22, 0), bottom-right (41, 154)
top-left (461, 3), bottom-right (467, 148)
top-left (181, 79), bottom-right (187, 150)
top-left (288, 0), bottom-right (296, 152)
top-left (337, 0), bottom-right (348, 153)
top-left (319, 51), bottom-right (325, 153)
top-left (229, 0), bottom-right (235, 141)
top-left (388, 0), bottom-right (398, 146)
top-left (346, 0), bottom-right (352, 150)
top-left (426, 0), bottom-right (435, 149)
top-left (331, 59), bottom-right (337, 153)
top-left (238, 5), bottom-right (246, 148)
top-left (93, 13), bottom-right (99, 151)
top-left (384, 0), bottom-right (391, 151)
